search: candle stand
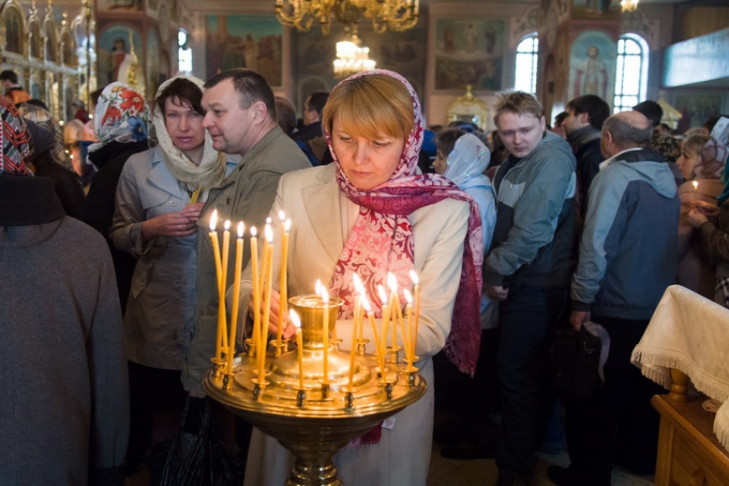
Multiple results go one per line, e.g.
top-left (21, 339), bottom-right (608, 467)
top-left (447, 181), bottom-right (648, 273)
top-left (203, 295), bottom-right (426, 486)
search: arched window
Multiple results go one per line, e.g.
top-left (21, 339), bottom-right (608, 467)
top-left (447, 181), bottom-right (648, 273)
top-left (613, 33), bottom-right (648, 113)
top-left (514, 33), bottom-right (539, 95)
top-left (178, 29), bottom-right (192, 74)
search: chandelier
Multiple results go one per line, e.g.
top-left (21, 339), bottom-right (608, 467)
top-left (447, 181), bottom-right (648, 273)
top-left (275, 0), bottom-right (419, 35)
top-left (333, 34), bottom-right (376, 78)
top-left (620, 0), bottom-right (639, 12)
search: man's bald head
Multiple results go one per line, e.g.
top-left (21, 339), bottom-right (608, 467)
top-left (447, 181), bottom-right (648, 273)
top-left (600, 110), bottom-right (653, 157)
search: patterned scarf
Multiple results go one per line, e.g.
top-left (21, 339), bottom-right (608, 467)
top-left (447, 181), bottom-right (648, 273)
top-left (695, 136), bottom-right (728, 180)
top-left (89, 82), bottom-right (149, 153)
top-left (0, 96), bottom-right (32, 176)
top-left (152, 75), bottom-right (226, 195)
top-left (328, 69), bottom-right (484, 375)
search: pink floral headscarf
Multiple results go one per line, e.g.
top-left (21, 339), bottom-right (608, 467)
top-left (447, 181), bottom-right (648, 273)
top-left (327, 69), bottom-right (483, 375)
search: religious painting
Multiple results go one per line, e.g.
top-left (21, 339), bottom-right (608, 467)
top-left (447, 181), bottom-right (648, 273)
top-left (98, 25), bottom-right (145, 89)
top-left (97, 0), bottom-right (144, 13)
top-left (673, 91), bottom-right (725, 132)
top-left (434, 18), bottom-right (506, 92)
top-left (205, 14), bottom-right (283, 88)
top-left (568, 30), bottom-right (616, 103)
top-left (571, 0), bottom-right (621, 20)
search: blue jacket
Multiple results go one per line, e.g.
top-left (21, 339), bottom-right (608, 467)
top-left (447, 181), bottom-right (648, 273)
top-left (571, 148), bottom-right (679, 319)
top-left (485, 130), bottom-right (578, 289)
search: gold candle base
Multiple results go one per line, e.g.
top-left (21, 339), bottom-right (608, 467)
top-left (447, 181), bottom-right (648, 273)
top-left (203, 294), bottom-right (426, 486)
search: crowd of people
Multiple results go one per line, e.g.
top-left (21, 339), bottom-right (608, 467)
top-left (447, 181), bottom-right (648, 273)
top-left (1, 63), bottom-right (728, 486)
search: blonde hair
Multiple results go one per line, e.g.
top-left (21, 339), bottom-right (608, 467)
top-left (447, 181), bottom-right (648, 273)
top-left (493, 91), bottom-right (544, 124)
top-left (322, 74), bottom-right (413, 141)
top-left (63, 119), bottom-right (87, 148)
top-left (682, 133), bottom-right (710, 158)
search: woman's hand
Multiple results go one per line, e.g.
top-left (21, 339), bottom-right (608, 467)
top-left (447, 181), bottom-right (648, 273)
top-left (140, 202), bottom-right (204, 241)
top-left (686, 207), bottom-right (709, 228)
top-left (692, 200), bottom-right (719, 217)
top-left (247, 289), bottom-right (296, 340)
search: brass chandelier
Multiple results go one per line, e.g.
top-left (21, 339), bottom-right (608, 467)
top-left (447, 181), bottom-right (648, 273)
top-left (275, 0), bottom-right (419, 35)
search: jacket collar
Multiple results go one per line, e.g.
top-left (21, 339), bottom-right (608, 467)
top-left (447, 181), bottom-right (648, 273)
top-left (301, 165), bottom-right (344, 263)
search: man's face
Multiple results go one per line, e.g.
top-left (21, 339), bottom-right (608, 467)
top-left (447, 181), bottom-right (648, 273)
top-left (1, 79), bottom-right (12, 91)
top-left (496, 111), bottom-right (546, 159)
top-left (201, 78), bottom-right (257, 155)
top-left (562, 107), bottom-right (587, 135)
top-left (303, 96), bottom-right (319, 125)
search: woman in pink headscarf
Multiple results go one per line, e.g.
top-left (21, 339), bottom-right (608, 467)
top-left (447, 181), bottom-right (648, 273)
top-left (242, 70), bottom-right (483, 485)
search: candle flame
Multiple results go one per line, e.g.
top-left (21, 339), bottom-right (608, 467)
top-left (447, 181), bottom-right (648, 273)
top-left (692, 180), bottom-right (699, 190)
top-left (353, 273), bottom-right (365, 294)
top-left (250, 226), bottom-right (257, 237)
top-left (409, 270), bottom-right (419, 286)
top-left (278, 210), bottom-right (286, 221)
top-left (404, 288), bottom-right (413, 304)
top-left (209, 209), bottom-right (218, 231)
top-left (321, 287), bottom-right (329, 304)
top-left (284, 219), bottom-right (291, 232)
top-left (387, 272), bottom-right (398, 293)
top-left (266, 217), bottom-right (272, 224)
top-left (361, 295), bottom-right (372, 313)
top-left (289, 309), bottom-right (301, 329)
top-left (315, 279), bottom-right (323, 296)
top-left (224, 219), bottom-right (231, 231)
top-left (377, 285), bottom-right (387, 305)
top-left (237, 221), bottom-right (245, 238)
top-left (264, 224), bottom-right (273, 242)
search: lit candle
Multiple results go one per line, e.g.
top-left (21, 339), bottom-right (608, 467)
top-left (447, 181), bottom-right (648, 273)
top-left (377, 285), bottom-right (389, 362)
top-left (208, 210), bottom-right (224, 362)
top-left (290, 309), bottom-right (304, 390)
top-left (277, 215), bottom-right (290, 343)
top-left (220, 220), bottom-right (231, 353)
top-left (410, 270), bottom-right (420, 359)
top-left (259, 224), bottom-right (274, 384)
top-left (320, 284), bottom-right (330, 386)
top-left (250, 227), bottom-right (261, 358)
top-left (692, 180), bottom-right (699, 191)
top-left (362, 296), bottom-right (384, 371)
top-left (404, 289), bottom-right (414, 369)
top-left (228, 221), bottom-right (245, 375)
top-left (387, 272), bottom-right (400, 350)
top-left (352, 273), bottom-right (365, 341)
top-left (348, 301), bottom-right (358, 390)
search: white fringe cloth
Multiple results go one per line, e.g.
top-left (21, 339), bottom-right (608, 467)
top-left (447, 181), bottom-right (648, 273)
top-left (631, 285), bottom-right (729, 451)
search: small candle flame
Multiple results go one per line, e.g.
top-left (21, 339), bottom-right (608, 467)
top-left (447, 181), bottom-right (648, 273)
top-left (361, 295), bottom-right (372, 313)
top-left (264, 224), bottom-right (273, 243)
top-left (289, 309), bottom-right (301, 329)
top-left (387, 272), bottom-right (398, 293)
top-left (409, 270), bottom-right (419, 286)
top-left (237, 221), bottom-right (245, 238)
top-left (209, 209), bottom-right (218, 231)
top-left (321, 287), bottom-right (329, 304)
top-left (353, 273), bottom-right (365, 294)
top-left (250, 226), bottom-right (257, 237)
top-left (278, 210), bottom-right (286, 222)
top-left (266, 217), bottom-right (272, 224)
top-left (224, 219), bottom-right (231, 231)
top-left (692, 180), bottom-right (699, 190)
top-left (284, 219), bottom-right (291, 232)
top-left (315, 279), bottom-right (323, 296)
top-left (404, 288), bottom-right (413, 304)
top-left (377, 285), bottom-right (387, 305)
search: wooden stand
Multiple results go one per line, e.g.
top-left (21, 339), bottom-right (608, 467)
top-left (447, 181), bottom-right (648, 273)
top-left (652, 370), bottom-right (729, 485)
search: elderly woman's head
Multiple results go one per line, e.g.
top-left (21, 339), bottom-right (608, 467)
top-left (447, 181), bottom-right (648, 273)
top-left (322, 71), bottom-right (417, 190)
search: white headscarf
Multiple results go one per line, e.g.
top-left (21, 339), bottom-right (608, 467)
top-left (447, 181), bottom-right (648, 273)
top-left (152, 75), bottom-right (226, 194)
top-left (443, 133), bottom-right (492, 190)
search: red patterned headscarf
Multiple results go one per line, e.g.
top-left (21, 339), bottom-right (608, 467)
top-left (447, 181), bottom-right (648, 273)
top-left (327, 69), bottom-right (483, 375)
top-left (0, 96), bottom-right (32, 176)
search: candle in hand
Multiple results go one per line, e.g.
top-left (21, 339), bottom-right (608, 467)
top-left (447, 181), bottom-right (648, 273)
top-left (290, 310), bottom-right (304, 390)
top-left (692, 180), bottom-right (699, 191)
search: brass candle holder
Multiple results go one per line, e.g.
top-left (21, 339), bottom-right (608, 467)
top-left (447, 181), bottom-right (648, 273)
top-left (203, 294), bottom-right (426, 486)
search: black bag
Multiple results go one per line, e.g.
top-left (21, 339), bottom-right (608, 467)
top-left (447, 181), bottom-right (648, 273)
top-left (551, 327), bottom-right (602, 402)
top-left (159, 397), bottom-right (243, 486)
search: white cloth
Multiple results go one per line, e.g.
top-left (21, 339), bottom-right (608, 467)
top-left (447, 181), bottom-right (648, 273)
top-left (631, 284), bottom-right (729, 450)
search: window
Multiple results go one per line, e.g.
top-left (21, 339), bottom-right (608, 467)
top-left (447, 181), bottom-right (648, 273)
top-left (178, 29), bottom-right (192, 74)
top-left (514, 33), bottom-right (539, 95)
top-left (613, 34), bottom-right (648, 113)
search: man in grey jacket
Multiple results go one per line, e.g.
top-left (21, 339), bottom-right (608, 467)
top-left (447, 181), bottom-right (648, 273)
top-left (485, 91), bottom-right (578, 486)
top-left (548, 110), bottom-right (679, 485)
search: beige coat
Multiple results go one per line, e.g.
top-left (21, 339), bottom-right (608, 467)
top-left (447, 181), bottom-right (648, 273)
top-left (244, 164), bottom-right (470, 486)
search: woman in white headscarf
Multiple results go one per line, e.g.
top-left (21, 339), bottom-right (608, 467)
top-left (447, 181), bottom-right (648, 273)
top-left (109, 75), bottom-right (235, 470)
